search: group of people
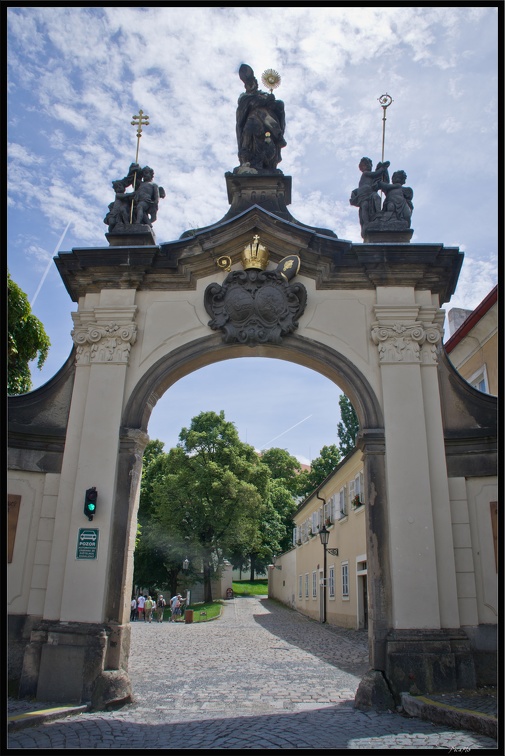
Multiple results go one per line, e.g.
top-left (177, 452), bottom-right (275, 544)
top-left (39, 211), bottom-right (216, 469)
top-left (130, 593), bottom-right (184, 623)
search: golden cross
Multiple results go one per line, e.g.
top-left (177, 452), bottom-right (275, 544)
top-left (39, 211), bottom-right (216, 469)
top-left (131, 109), bottom-right (150, 165)
top-left (129, 109), bottom-right (150, 222)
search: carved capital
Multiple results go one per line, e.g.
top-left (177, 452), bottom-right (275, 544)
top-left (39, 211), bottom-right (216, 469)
top-left (72, 316), bottom-right (137, 365)
top-left (371, 321), bottom-right (442, 364)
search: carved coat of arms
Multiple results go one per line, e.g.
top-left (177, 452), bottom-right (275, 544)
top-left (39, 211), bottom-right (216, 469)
top-left (204, 237), bottom-right (306, 346)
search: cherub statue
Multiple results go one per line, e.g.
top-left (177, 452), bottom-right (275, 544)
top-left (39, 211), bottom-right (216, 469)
top-left (349, 157), bottom-right (390, 230)
top-left (133, 166), bottom-right (165, 226)
top-left (378, 170), bottom-right (413, 226)
top-left (103, 180), bottom-right (133, 230)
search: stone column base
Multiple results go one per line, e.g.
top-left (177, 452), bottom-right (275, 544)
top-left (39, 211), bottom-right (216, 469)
top-left (18, 620), bottom-right (132, 707)
top-left (356, 628), bottom-right (477, 708)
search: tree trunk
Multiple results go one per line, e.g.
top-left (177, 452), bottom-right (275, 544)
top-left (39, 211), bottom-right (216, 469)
top-left (249, 556), bottom-right (255, 582)
top-left (203, 562), bottom-right (213, 603)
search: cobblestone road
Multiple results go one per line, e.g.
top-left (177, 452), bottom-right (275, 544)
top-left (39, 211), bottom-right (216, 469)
top-left (8, 597), bottom-right (498, 749)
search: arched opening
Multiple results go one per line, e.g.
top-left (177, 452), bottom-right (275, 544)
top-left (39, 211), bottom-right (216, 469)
top-left (107, 333), bottom-right (389, 678)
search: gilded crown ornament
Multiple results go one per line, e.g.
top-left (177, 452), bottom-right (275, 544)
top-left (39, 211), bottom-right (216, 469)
top-left (241, 234), bottom-right (269, 270)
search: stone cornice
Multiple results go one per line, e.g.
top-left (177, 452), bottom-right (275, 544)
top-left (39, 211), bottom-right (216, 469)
top-left (55, 207), bottom-right (463, 305)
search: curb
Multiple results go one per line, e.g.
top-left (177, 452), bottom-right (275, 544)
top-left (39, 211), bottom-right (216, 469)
top-left (8, 704), bottom-right (90, 732)
top-left (401, 693), bottom-right (497, 740)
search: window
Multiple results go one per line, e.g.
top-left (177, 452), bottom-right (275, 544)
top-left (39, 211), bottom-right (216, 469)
top-left (312, 571), bottom-right (318, 598)
top-left (341, 562), bottom-right (349, 598)
top-left (311, 510), bottom-right (320, 534)
top-left (328, 566), bottom-right (335, 598)
top-left (468, 365), bottom-right (489, 394)
top-left (293, 527), bottom-right (298, 546)
top-left (305, 573), bottom-right (309, 598)
top-left (348, 478), bottom-right (355, 509)
top-left (298, 575), bottom-right (303, 599)
top-left (338, 486), bottom-right (347, 518)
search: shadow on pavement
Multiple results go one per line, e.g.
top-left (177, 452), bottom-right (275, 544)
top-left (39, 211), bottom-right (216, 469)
top-left (251, 597), bottom-right (370, 678)
top-left (7, 699), bottom-right (497, 750)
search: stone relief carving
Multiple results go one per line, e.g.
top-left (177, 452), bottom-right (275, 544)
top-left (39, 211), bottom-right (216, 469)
top-left (371, 322), bottom-right (442, 364)
top-left (204, 269), bottom-right (306, 346)
top-left (72, 321), bottom-right (137, 365)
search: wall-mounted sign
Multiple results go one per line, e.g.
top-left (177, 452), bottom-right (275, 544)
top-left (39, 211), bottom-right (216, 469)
top-left (76, 528), bottom-right (99, 560)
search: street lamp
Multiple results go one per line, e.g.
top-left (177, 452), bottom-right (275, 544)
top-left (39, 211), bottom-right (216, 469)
top-left (319, 525), bottom-right (330, 623)
top-left (182, 557), bottom-right (189, 571)
top-left (319, 525), bottom-right (338, 624)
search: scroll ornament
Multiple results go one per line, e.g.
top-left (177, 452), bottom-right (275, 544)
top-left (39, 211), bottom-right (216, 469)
top-left (371, 322), bottom-right (442, 364)
top-left (72, 321), bottom-right (137, 364)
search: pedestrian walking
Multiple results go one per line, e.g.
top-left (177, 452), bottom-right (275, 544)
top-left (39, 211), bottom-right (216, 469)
top-left (144, 596), bottom-right (154, 622)
top-left (137, 594), bottom-right (145, 621)
top-left (170, 594), bottom-right (182, 622)
top-left (130, 596), bottom-right (137, 622)
top-left (156, 594), bottom-right (166, 622)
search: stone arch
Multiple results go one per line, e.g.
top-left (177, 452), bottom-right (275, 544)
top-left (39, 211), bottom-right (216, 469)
top-left (108, 332), bottom-right (390, 675)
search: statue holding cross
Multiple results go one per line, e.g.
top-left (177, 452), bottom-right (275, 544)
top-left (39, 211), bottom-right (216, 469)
top-left (104, 109), bottom-right (165, 239)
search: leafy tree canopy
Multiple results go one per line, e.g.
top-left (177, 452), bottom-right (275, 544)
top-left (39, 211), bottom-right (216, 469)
top-left (337, 394), bottom-right (360, 456)
top-left (296, 444), bottom-right (341, 499)
top-left (8, 272), bottom-right (50, 394)
top-left (152, 411), bottom-right (269, 601)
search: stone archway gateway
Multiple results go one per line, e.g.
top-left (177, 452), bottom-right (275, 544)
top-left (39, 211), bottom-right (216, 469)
top-left (8, 72), bottom-right (497, 707)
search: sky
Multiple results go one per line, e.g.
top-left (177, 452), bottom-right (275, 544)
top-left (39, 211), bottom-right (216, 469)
top-left (7, 4), bottom-right (499, 465)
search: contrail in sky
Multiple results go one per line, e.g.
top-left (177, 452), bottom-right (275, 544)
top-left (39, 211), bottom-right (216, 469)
top-left (259, 415), bottom-right (313, 449)
top-left (30, 220), bottom-right (72, 307)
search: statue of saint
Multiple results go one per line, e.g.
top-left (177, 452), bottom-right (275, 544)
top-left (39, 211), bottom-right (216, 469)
top-left (235, 64), bottom-right (286, 173)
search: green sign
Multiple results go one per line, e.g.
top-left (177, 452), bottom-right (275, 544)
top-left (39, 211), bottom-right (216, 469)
top-left (76, 528), bottom-right (99, 560)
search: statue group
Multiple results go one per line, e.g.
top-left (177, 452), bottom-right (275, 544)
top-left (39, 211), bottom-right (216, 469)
top-left (104, 164), bottom-right (165, 232)
top-left (350, 157), bottom-right (414, 237)
top-left (234, 64), bottom-right (286, 174)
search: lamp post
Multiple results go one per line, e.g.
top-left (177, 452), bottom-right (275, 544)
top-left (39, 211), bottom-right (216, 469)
top-left (319, 525), bottom-right (338, 624)
top-left (319, 525), bottom-right (330, 623)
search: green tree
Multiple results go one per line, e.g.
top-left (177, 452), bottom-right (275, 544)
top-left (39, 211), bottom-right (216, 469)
top-left (8, 272), bottom-right (50, 394)
top-left (337, 394), bottom-right (360, 456)
top-left (153, 411), bottom-right (268, 601)
top-left (296, 444), bottom-right (341, 499)
top-left (260, 448), bottom-right (301, 553)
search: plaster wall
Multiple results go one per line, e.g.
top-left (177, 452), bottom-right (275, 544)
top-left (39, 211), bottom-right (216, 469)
top-left (292, 453), bottom-right (367, 628)
top-left (123, 276), bottom-right (383, 409)
top-left (268, 548), bottom-right (297, 609)
top-left (8, 472), bottom-right (51, 616)
top-left (447, 304), bottom-right (498, 396)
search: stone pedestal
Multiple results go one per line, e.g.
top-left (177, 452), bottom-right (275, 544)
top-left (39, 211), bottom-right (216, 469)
top-left (18, 620), bottom-right (131, 707)
top-left (106, 223), bottom-right (156, 246)
top-left (223, 172), bottom-right (293, 221)
top-left (363, 228), bottom-right (414, 243)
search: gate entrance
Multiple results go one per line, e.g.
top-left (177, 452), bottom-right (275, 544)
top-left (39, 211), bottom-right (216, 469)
top-left (8, 170), bottom-right (497, 707)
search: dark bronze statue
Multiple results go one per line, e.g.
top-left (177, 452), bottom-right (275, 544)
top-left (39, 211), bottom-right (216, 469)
top-left (350, 158), bottom-right (414, 238)
top-left (349, 157), bottom-right (390, 229)
top-left (103, 180), bottom-right (133, 229)
top-left (104, 164), bottom-right (165, 232)
top-left (234, 64), bottom-right (286, 174)
top-left (378, 170), bottom-right (413, 225)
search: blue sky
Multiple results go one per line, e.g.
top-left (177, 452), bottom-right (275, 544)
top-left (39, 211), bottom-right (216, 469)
top-left (7, 5), bottom-right (498, 464)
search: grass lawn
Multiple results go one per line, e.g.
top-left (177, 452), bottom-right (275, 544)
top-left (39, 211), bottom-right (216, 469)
top-left (232, 579), bottom-right (269, 596)
top-left (165, 600), bottom-right (223, 623)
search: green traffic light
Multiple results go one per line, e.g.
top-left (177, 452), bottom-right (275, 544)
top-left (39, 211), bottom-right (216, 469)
top-left (88, 503), bottom-right (96, 511)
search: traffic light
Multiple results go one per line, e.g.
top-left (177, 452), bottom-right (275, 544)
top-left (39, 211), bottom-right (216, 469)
top-left (84, 487), bottom-right (98, 521)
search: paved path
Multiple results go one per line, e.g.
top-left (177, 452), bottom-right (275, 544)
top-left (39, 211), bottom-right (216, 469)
top-left (8, 597), bottom-right (497, 749)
